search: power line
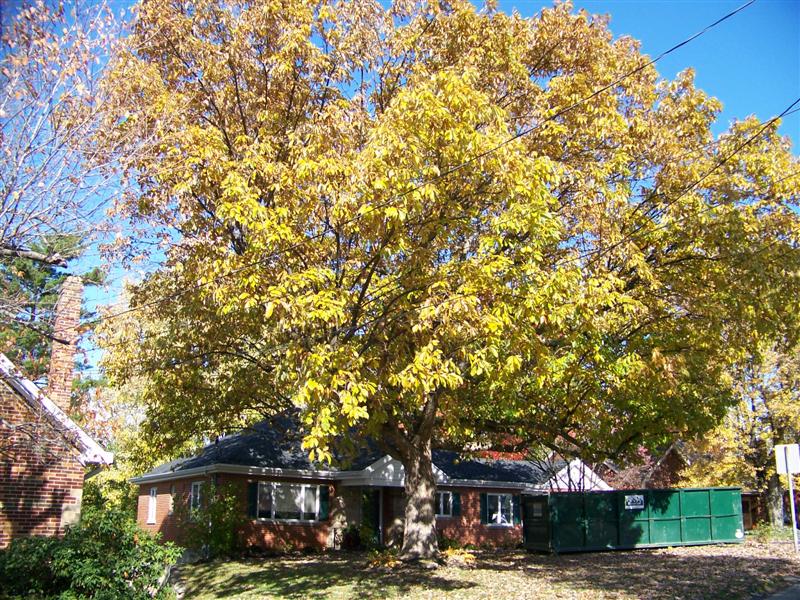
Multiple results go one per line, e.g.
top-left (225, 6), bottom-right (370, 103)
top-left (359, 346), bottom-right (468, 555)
top-left (566, 95), bottom-right (800, 269)
top-left (59, 0), bottom-right (759, 336)
top-left (90, 163), bottom-right (800, 360)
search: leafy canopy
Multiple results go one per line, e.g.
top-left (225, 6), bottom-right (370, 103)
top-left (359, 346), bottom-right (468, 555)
top-left (99, 0), bottom-right (800, 465)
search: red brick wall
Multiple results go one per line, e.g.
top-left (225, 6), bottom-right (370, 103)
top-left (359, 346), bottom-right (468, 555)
top-left (0, 383), bottom-right (84, 548)
top-left (382, 486), bottom-right (523, 548)
top-left (136, 477), bottom-right (195, 543)
top-left (137, 477), bottom-right (523, 550)
top-left (436, 488), bottom-right (523, 547)
top-left (137, 474), bottom-right (334, 551)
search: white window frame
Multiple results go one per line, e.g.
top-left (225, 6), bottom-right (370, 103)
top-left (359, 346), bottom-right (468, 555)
top-left (487, 493), bottom-right (513, 527)
top-left (168, 484), bottom-right (175, 515)
top-left (147, 487), bottom-right (157, 524)
top-left (436, 491), bottom-right (453, 517)
top-left (190, 481), bottom-right (203, 512)
top-left (255, 482), bottom-right (322, 522)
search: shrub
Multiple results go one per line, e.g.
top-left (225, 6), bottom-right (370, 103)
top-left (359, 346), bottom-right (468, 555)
top-left (0, 508), bottom-right (180, 599)
top-left (750, 523), bottom-right (797, 543)
top-left (358, 524), bottom-right (380, 550)
top-left (173, 482), bottom-right (245, 559)
top-left (0, 536), bottom-right (61, 597)
top-left (438, 535), bottom-right (461, 551)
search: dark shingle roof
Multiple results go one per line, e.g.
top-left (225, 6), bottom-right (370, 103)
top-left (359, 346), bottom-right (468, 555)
top-left (433, 450), bottom-right (566, 485)
top-left (138, 415), bottom-right (323, 478)
top-left (137, 418), bottom-right (564, 485)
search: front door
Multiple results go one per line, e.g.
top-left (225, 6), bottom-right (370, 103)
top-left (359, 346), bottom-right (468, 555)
top-left (523, 495), bottom-right (550, 551)
top-left (362, 488), bottom-right (382, 547)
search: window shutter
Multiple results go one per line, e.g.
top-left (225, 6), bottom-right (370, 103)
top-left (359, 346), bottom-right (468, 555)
top-left (480, 493), bottom-right (488, 524)
top-left (452, 492), bottom-right (461, 517)
top-left (513, 495), bottom-right (522, 525)
top-left (247, 482), bottom-right (258, 519)
top-left (319, 485), bottom-right (330, 521)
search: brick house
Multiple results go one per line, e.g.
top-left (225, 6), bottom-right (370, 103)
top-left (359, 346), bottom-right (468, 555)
top-left (132, 417), bottom-right (610, 550)
top-left (0, 276), bottom-right (113, 548)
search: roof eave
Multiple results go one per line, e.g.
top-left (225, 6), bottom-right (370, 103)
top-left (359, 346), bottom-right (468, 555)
top-left (130, 462), bottom-right (340, 484)
top-left (0, 353), bottom-right (113, 466)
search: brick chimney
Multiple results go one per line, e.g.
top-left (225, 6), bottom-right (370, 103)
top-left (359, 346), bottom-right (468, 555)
top-left (47, 275), bottom-right (83, 412)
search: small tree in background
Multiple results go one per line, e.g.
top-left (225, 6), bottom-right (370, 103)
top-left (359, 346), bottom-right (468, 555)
top-left (0, 235), bottom-right (104, 380)
top-left (683, 345), bottom-right (800, 525)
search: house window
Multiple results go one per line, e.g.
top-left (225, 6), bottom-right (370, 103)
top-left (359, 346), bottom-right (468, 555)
top-left (147, 487), bottom-right (157, 524)
top-left (436, 491), bottom-right (452, 517)
top-left (256, 482), bottom-right (320, 521)
top-left (190, 481), bottom-right (202, 511)
top-left (257, 482), bottom-right (273, 519)
top-left (487, 493), bottom-right (512, 525)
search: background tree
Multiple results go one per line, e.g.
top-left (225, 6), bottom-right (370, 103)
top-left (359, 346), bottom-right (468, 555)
top-left (0, 234), bottom-right (104, 380)
top-left (0, 0), bottom-right (123, 367)
top-left (683, 345), bottom-right (800, 525)
top-left (99, 0), bottom-right (800, 559)
top-left (0, 0), bottom-right (119, 266)
top-left (0, 1), bottom-right (125, 471)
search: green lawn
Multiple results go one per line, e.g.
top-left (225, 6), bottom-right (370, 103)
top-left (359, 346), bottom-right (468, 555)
top-left (172, 540), bottom-right (800, 599)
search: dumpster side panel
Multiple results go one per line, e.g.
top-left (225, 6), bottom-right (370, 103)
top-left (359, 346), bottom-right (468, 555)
top-left (710, 488), bottom-right (745, 542)
top-left (552, 494), bottom-right (585, 551)
top-left (648, 490), bottom-right (681, 545)
top-left (535, 488), bottom-right (744, 553)
top-left (618, 492), bottom-right (649, 547)
top-left (585, 493), bottom-right (618, 549)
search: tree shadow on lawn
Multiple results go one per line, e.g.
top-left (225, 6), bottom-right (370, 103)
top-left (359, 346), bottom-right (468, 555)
top-left (177, 553), bottom-right (475, 599)
top-left (472, 546), bottom-right (800, 599)
top-left (176, 545), bottom-right (800, 600)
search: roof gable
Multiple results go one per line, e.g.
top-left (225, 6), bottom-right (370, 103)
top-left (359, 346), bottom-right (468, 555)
top-left (0, 353), bottom-right (113, 466)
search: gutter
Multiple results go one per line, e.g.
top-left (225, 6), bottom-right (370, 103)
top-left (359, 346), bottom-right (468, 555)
top-left (131, 462), bottom-right (555, 491)
top-left (130, 463), bottom-right (341, 484)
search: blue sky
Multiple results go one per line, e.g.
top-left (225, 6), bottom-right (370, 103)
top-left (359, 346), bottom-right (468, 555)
top-left (499, 0), bottom-right (799, 144)
top-left (79, 0), bottom-right (800, 370)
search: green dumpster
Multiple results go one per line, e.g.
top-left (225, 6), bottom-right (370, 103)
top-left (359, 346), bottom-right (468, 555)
top-left (522, 487), bottom-right (745, 553)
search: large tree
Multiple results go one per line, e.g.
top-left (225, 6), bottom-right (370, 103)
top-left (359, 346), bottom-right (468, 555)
top-left (99, 0), bottom-right (800, 559)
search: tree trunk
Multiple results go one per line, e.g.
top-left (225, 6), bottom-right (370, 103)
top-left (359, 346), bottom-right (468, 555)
top-left (767, 473), bottom-right (785, 526)
top-left (399, 438), bottom-right (439, 561)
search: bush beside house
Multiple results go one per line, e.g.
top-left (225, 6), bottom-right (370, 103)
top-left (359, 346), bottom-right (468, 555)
top-left (0, 508), bottom-right (180, 599)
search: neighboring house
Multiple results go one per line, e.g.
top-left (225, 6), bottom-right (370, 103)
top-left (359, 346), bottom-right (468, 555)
top-left (132, 417), bottom-right (610, 551)
top-left (0, 277), bottom-right (113, 548)
top-left (598, 443), bottom-right (688, 490)
top-left (740, 490), bottom-right (800, 531)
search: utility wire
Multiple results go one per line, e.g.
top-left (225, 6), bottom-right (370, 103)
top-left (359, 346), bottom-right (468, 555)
top-left (59, 0), bottom-right (759, 335)
top-left (566, 95), bottom-right (800, 269)
top-left (92, 163), bottom-right (800, 357)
